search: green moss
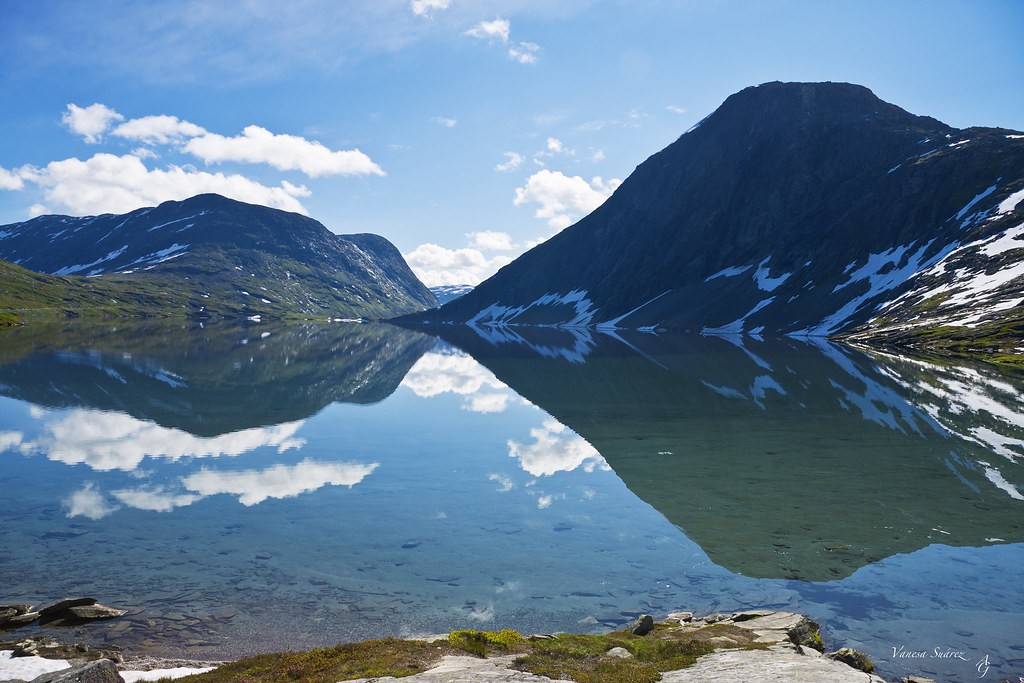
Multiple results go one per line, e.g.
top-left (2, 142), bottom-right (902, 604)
top-left (169, 638), bottom-right (454, 683)
top-left (448, 629), bottom-right (525, 656)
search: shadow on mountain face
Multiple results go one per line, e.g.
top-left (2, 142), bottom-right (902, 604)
top-left (0, 320), bottom-right (436, 437)
top-left (435, 325), bottom-right (1024, 581)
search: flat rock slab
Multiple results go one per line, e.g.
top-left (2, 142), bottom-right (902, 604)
top-left (347, 655), bottom-right (572, 683)
top-left (661, 647), bottom-right (888, 682)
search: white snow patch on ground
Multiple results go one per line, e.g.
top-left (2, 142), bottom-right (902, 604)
top-left (597, 290), bottom-right (670, 329)
top-left (704, 264), bottom-right (751, 282)
top-left (753, 257), bottom-right (791, 292)
top-left (0, 651), bottom-right (71, 680)
top-left (1007, 134), bottom-right (1024, 139)
top-left (979, 222), bottom-right (1024, 256)
top-left (470, 290), bottom-right (597, 328)
top-left (121, 667), bottom-right (217, 682)
top-left (887, 163), bottom-right (901, 174)
top-left (53, 245), bottom-right (130, 275)
top-left (121, 243), bottom-right (189, 269)
top-left (799, 240), bottom-right (956, 336)
top-left (954, 184), bottom-right (998, 221)
top-left (702, 297), bottom-right (780, 336)
top-left (994, 188), bottom-right (1024, 216)
top-left (147, 214), bottom-right (202, 232)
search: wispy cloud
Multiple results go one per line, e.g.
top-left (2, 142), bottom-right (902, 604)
top-left (431, 116), bottom-right (458, 128)
top-left (465, 17), bottom-right (540, 65)
top-left (410, 0), bottom-right (451, 17)
top-left (465, 18), bottom-right (511, 43)
top-left (495, 151), bottom-right (523, 172)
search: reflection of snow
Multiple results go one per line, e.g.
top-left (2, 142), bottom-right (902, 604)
top-left (401, 350), bottom-right (515, 413)
top-left (21, 409), bottom-right (305, 471)
top-left (507, 419), bottom-right (608, 477)
top-left (180, 458), bottom-right (378, 505)
top-left (64, 482), bottom-right (119, 520)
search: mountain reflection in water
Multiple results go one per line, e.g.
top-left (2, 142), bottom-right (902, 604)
top-left (0, 320), bottom-right (1021, 682)
top-left (438, 325), bottom-right (1024, 581)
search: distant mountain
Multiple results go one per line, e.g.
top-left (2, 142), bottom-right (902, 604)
top-left (429, 284), bottom-right (474, 305)
top-left (0, 193), bottom-right (437, 321)
top-left (428, 82), bottom-right (1024, 356)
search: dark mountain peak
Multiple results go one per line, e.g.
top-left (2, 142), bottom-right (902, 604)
top-left (430, 82), bottom-right (1024, 347)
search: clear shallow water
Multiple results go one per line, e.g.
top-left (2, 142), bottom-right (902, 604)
top-left (0, 321), bottom-right (1021, 681)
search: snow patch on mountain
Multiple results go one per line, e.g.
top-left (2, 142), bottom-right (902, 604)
top-left (954, 184), bottom-right (998, 222)
top-left (597, 290), bottom-right (671, 329)
top-left (53, 245), bottom-right (129, 275)
top-left (704, 264), bottom-right (752, 282)
top-left (753, 257), bottom-right (791, 292)
top-left (470, 290), bottom-right (596, 328)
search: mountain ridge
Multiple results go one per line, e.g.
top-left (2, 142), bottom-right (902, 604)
top-left (423, 81), bottom-right (1024, 357)
top-left (0, 193), bottom-right (437, 322)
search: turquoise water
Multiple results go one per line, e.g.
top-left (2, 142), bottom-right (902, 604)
top-left (0, 321), bottom-right (1021, 681)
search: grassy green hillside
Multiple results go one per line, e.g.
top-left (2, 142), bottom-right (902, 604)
top-left (0, 259), bottom-right (202, 325)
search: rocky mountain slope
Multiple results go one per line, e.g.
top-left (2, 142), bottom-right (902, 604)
top-left (429, 82), bottom-right (1024, 355)
top-left (0, 194), bottom-right (436, 320)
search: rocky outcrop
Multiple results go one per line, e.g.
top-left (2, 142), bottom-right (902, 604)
top-left (27, 660), bottom-right (122, 683)
top-left (1, 600), bottom-right (126, 632)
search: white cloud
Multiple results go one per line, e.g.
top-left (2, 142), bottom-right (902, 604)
top-left (28, 204), bottom-right (49, 217)
top-left (62, 103), bottom-right (124, 144)
top-left (64, 482), bottom-right (119, 520)
top-left (495, 151), bottom-right (523, 172)
top-left (513, 169), bottom-right (621, 229)
top-left (184, 125), bottom-right (384, 178)
top-left (667, 105), bottom-right (688, 114)
top-left (26, 409), bottom-right (306, 472)
top-left (507, 419), bottom-right (608, 477)
top-left (18, 152), bottom-right (313, 216)
top-left (411, 0), bottom-right (451, 17)
top-left (0, 166), bottom-right (25, 190)
top-left (465, 18), bottom-right (511, 43)
top-left (403, 242), bottom-right (513, 287)
top-left (113, 115), bottom-right (208, 144)
top-left (467, 230), bottom-right (514, 251)
top-left (508, 41), bottom-right (540, 64)
top-left (181, 458), bottom-right (378, 506)
top-left (546, 137), bottom-right (564, 154)
top-left (431, 116), bottom-right (458, 128)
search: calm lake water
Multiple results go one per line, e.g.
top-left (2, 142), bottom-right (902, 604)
top-left (1, 321), bottom-right (1021, 681)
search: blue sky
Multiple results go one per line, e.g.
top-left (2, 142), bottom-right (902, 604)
top-left (1, 0), bottom-right (1022, 286)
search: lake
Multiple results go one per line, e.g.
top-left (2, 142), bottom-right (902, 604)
top-left (0, 320), bottom-right (1021, 681)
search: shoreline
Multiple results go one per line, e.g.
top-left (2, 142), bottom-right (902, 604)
top-left (2, 610), bottom-right (915, 683)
